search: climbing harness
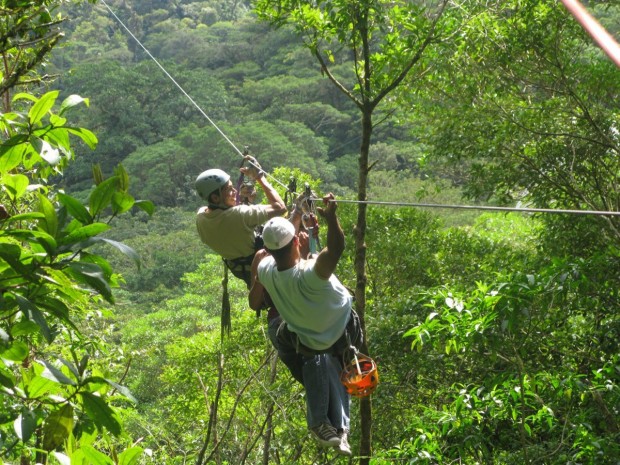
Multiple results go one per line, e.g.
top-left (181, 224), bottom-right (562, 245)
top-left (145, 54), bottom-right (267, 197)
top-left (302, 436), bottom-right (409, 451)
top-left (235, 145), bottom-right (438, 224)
top-left (340, 350), bottom-right (379, 398)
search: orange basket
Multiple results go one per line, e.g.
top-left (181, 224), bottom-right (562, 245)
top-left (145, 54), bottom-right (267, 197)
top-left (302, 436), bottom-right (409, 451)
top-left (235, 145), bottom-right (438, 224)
top-left (340, 354), bottom-right (379, 397)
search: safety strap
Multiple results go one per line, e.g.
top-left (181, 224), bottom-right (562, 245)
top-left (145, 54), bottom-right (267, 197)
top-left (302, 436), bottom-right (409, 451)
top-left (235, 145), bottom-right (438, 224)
top-left (221, 263), bottom-right (231, 337)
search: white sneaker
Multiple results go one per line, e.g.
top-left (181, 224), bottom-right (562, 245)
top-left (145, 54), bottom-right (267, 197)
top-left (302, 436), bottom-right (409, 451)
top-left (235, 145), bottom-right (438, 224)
top-left (310, 423), bottom-right (340, 447)
top-left (335, 431), bottom-right (352, 456)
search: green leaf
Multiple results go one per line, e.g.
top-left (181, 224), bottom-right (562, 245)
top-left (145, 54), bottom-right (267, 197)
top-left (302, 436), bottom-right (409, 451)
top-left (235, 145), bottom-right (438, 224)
top-left (58, 193), bottom-right (93, 224)
top-left (86, 376), bottom-right (138, 404)
top-left (0, 243), bottom-right (28, 275)
top-left (58, 223), bottom-right (110, 247)
top-left (89, 176), bottom-right (118, 217)
top-left (118, 447), bottom-right (144, 465)
top-left (81, 445), bottom-right (115, 465)
top-left (112, 191), bottom-right (135, 215)
top-left (57, 357), bottom-right (80, 379)
top-left (0, 341), bottom-right (29, 362)
top-left (27, 375), bottom-right (57, 399)
top-left (81, 392), bottom-right (122, 436)
top-left (2, 212), bottom-right (45, 224)
top-left (29, 91), bottom-right (59, 125)
top-left (42, 404), bottom-right (73, 451)
top-left (5, 229), bottom-right (57, 256)
top-left (134, 199), bottom-right (155, 216)
top-left (14, 409), bottom-right (38, 442)
top-left (12, 92), bottom-right (38, 103)
top-left (59, 94), bottom-right (89, 116)
top-left (0, 366), bottom-right (16, 388)
top-left (36, 359), bottom-right (77, 386)
top-left (67, 127), bottom-right (98, 150)
top-left (67, 262), bottom-right (113, 303)
top-left (0, 143), bottom-right (26, 173)
top-left (38, 193), bottom-right (58, 238)
top-left (97, 238), bottom-right (141, 269)
top-left (3, 173), bottom-right (29, 201)
top-left (16, 295), bottom-right (53, 343)
top-left (114, 164), bottom-right (129, 192)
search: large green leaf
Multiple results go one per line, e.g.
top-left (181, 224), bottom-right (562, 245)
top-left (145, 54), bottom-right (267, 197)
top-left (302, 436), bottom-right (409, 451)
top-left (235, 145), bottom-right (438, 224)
top-left (0, 142), bottom-right (26, 173)
top-left (15, 295), bottom-right (53, 343)
top-left (81, 392), bottom-right (121, 436)
top-left (36, 359), bottom-right (77, 386)
top-left (0, 366), bottom-right (16, 388)
top-left (0, 341), bottom-right (29, 362)
top-left (67, 127), bottom-right (98, 150)
top-left (4, 229), bottom-right (57, 256)
top-left (88, 176), bottom-right (118, 217)
top-left (58, 223), bottom-right (109, 247)
top-left (29, 91), bottom-right (58, 125)
top-left (67, 261), bottom-right (113, 303)
top-left (59, 94), bottom-right (89, 116)
top-left (86, 376), bottom-right (137, 404)
top-left (2, 212), bottom-right (45, 223)
top-left (97, 237), bottom-right (141, 269)
top-left (118, 447), bottom-right (144, 465)
top-left (0, 243), bottom-right (29, 275)
top-left (81, 445), bottom-right (114, 465)
top-left (3, 173), bottom-right (29, 201)
top-left (133, 199), bottom-right (155, 215)
top-left (58, 193), bottom-right (93, 225)
top-left (112, 191), bottom-right (135, 215)
top-left (26, 375), bottom-right (57, 399)
top-left (38, 193), bottom-right (58, 238)
top-left (14, 409), bottom-right (38, 442)
top-left (42, 404), bottom-right (73, 451)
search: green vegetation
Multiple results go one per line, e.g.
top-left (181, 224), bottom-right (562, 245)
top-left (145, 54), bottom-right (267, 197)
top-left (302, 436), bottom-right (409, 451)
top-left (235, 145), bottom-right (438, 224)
top-left (1, 0), bottom-right (618, 464)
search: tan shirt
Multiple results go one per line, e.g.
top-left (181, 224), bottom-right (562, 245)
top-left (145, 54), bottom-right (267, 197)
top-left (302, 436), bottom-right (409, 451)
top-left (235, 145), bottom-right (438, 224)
top-left (196, 205), bottom-right (271, 259)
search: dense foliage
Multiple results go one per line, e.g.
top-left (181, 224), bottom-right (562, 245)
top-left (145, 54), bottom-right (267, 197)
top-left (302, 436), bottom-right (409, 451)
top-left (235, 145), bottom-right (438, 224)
top-left (1, 0), bottom-right (618, 464)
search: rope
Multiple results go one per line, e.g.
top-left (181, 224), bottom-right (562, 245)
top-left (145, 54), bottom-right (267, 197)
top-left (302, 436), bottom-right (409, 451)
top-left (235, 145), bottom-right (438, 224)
top-left (312, 198), bottom-right (620, 217)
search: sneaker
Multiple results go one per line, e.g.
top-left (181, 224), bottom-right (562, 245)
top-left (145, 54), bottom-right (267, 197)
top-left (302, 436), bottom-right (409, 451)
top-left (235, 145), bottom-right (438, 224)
top-left (310, 423), bottom-right (341, 447)
top-left (334, 430), bottom-right (352, 456)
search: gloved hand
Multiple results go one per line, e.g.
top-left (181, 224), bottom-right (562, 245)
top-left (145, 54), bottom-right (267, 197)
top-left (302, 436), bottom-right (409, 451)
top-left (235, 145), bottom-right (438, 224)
top-left (241, 155), bottom-right (264, 180)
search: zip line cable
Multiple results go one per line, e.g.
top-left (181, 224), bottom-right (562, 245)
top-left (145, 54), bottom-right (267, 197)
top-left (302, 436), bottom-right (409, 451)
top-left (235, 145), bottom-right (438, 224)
top-left (102, 0), bottom-right (620, 219)
top-left (312, 198), bottom-right (620, 217)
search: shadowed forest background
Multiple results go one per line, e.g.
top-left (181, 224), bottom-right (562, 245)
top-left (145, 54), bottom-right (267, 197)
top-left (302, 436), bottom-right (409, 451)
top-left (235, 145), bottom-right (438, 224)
top-left (1, 0), bottom-right (619, 464)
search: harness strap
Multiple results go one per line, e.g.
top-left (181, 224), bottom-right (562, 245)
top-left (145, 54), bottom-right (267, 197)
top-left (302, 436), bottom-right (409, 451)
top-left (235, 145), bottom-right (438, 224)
top-left (221, 264), bottom-right (231, 337)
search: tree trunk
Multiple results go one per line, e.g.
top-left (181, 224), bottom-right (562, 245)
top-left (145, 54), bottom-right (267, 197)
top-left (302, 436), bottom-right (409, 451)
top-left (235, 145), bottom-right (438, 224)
top-left (355, 107), bottom-right (373, 465)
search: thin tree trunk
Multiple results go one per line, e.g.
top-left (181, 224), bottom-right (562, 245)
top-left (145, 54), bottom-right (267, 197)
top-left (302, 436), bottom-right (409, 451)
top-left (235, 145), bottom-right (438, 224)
top-left (262, 354), bottom-right (279, 465)
top-left (355, 108), bottom-right (373, 465)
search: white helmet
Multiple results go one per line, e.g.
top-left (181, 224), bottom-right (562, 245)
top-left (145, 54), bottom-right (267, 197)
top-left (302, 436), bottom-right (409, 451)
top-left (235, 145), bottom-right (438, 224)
top-left (195, 169), bottom-right (230, 200)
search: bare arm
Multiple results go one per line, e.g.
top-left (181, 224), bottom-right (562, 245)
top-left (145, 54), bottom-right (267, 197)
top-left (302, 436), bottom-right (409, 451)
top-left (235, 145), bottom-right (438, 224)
top-left (255, 176), bottom-right (287, 218)
top-left (314, 193), bottom-right (344, 280)
top-left (249, 249), bottom-right (270, 310)
top-left (240, 155), bottom-right (286, 218)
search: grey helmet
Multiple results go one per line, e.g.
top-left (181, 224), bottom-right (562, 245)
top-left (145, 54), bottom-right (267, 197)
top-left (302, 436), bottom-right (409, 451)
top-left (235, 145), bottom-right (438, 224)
top-left (195, 169), bottom-right (230, 200)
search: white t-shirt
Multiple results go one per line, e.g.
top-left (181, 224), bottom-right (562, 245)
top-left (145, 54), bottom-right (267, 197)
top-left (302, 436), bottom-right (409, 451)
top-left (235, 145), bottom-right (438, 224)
top-left (257, 256), bottom-right (352, 350)
top-left (196, 205), bottom-right (270, 259)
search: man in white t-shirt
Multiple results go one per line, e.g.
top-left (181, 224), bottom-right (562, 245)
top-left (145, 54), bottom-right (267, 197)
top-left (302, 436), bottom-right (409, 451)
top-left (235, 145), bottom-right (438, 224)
top-left (248, 194), bottom-right (361, 456)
